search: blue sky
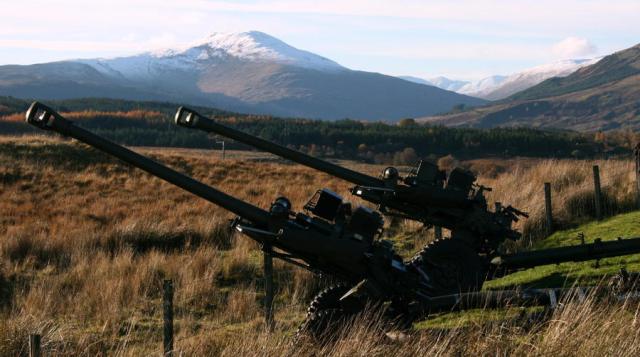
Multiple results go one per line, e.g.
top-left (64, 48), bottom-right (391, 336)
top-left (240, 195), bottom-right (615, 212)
top-left (1, 0), bottom-right (639, 80)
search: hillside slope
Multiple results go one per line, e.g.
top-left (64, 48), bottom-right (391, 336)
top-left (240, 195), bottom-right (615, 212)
top-left (403, 58), bottom-right (599, 101)
top-left (462, 59), bottom-right (600, 100)
top-left (420, 43), bottom-right (640, 131)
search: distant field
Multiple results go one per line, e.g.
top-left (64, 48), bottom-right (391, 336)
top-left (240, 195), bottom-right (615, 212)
top-left (1, 136), bottom-right (639, 355)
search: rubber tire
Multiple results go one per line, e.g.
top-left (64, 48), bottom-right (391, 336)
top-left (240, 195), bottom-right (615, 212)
top-left (296, 284), bottom-right (361, 341)
top-left (306, 284), bottom-right (351, 316)
top-left (298, 308), bottom-right (357, 341)
top-left (410, 238), bottom-right (485, 296)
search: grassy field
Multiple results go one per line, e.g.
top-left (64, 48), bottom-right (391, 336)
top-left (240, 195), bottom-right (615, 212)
top-left (1, 135), bottom-right (639, 355)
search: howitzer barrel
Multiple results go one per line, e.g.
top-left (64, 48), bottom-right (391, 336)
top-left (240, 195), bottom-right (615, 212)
top-left (25, 102), bottom-right (269, 227)
top-left (175, 107), bottom-right (383, 188)
top-left (493, 237), bottom-right (640, 270)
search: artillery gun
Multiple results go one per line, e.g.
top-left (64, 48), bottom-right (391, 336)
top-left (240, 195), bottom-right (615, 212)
top-left (25, 102), bottom-right (640, 340)
top-left (174, 107), bottom-right (528, 294)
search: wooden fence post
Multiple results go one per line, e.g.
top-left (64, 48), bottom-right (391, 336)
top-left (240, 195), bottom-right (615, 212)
top-left (28, 334), bottom-right (41, 357)
top-left (263, 243), bottom-right (275, 332)
top-left (216, 140), bottom-right (225, 160)
top-left (593, 165), bottom-right (603, 220)
top-left (434, 226), bottom-right (443, 240)
top-left (544, 183), bottom-right (553, 236)
top-left (163, 280), bottom-right (174, 356)
top-left (635, 143), bottom-right (640, 209)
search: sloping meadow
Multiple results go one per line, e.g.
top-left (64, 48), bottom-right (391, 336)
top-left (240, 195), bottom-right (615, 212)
top-left (0, 136), bottom-right (638, 355)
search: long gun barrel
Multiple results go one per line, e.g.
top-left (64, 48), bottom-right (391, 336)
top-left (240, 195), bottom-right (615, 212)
top-left (493, 237), bottom-right (640, 271)
top-left (25, 102), bottom-right (401, 287)
top-left (173, 106), bottom-right (526, 252)
top-left (174, 107), bottom-right (383, 188)
top-left (25, 102), bottom-right (270, 227)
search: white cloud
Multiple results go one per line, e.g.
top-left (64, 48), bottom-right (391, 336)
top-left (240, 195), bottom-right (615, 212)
top-left (551, 37), bottom-right (597, 59)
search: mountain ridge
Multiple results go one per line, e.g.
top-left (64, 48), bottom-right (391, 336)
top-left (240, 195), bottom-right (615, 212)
top-left (402, 58), bottom-right (601, 100)
top-left (0, 31), bottom-right (484, 120)
top-left (418, 43), bottom-right (640, 132)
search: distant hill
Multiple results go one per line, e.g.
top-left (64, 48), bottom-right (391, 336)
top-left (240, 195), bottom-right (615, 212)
top-left (400, 59), bottom-right (598, 101)
top-left (419, 43), bottom-right (640, 131)
top-left (0, 31), bottom-right (484, 121)
top-left (398, 75), bottom-right (471, 91)
top-left (461, 59), bottom-right (600, 100)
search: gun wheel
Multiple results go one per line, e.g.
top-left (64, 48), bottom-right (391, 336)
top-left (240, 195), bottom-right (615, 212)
top-left (296, 286), bottom-right (410, 342)
top-left (297, 308), bottom-right (359, 342)
top-left (306, 284), bottom-right (351, 316)
top-left (295, 284), bottom-right (359, 341)
top-left (410, 238), bottom-right (485, 296)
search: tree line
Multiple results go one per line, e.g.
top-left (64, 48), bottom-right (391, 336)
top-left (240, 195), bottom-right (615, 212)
top-left (0, 96), bottom-right (627, 163)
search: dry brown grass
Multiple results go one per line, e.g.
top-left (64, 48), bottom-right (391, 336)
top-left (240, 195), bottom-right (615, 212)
top-left (194, 296), bottom-right (640, 357)
top-left (477, 158), bottom-right (636, 246)
top-left (0, 136), bottom-right (638, 355)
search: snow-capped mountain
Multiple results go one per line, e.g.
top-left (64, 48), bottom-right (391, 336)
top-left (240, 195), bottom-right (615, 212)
top-left (464, 58), bottom-right (602, 100)
top-left (198, 32), bottom-right (344, 71)
top-left (457, 75), bottom-right (507, 96)
top-left (428, 77), bottom-right (470, 92)
top-left (404, 58), bottom-right (601, 101)
top-left (398, 76), bottom-right (470, 92)
top-left (419, 43), bottom-right (640, 132)
top-left (0, 31), bottom-right (485, 120)
top-left (79, 31), bottom-right (345, 81)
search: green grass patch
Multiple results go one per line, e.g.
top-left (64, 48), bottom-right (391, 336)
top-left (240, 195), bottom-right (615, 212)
top-left (537, 211), bottom-right (640, 249)
top-left (414, 307), bottom-right (543, 330)
top-left (486, 211), bottom-right (640, 290)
